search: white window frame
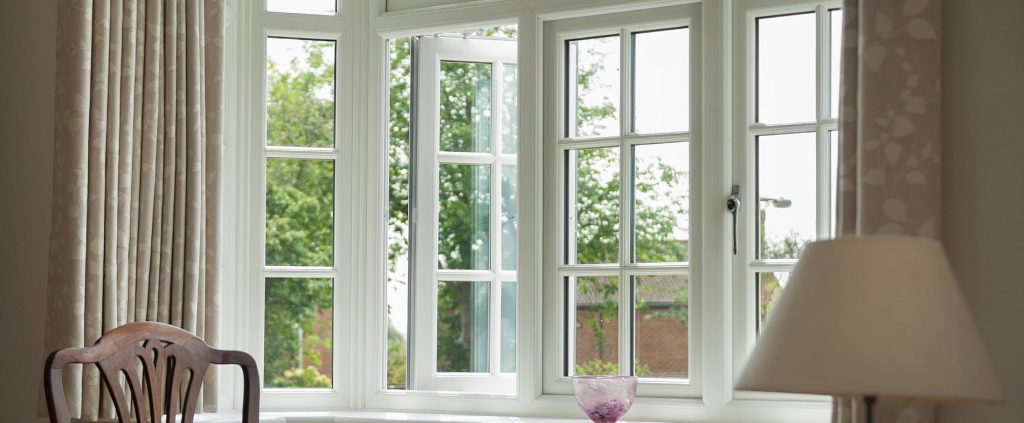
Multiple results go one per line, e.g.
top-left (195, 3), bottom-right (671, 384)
top-left (217, 0), bottom-right (836, 420)
top-left (730, 0), bottom-right (840, 403)
top-left (541, 4), bottom-right (702, 400)
top-left (225, 0), bottom-right (357, 411)
top-left (411, 35), bottom-right (518, 394)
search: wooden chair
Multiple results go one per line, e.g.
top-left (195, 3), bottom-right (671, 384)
top-left (43, 321), bottom-right (259, 423)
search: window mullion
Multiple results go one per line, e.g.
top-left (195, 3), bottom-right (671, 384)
top-left (490, 58), bottom-right (504, 377)
top-left (815, 4), bottom-right (828, 122)
top-left (565, 147), bottom-right (578, 265)
top-left (816, 6), bottom-right (831, 240)
top-left (617, 27), bottom-right (632, 377)
top-left (816, 126), bottom-right (830, 239)
top-left (567, 42), bottom-right (579, 138)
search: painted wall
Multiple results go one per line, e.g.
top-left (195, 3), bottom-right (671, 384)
top-left (1, 0), bottom-right (1022, 422)
top-left (0, 0), bottom-right (57, 422)
top-left (938, 0), bottom-right (1024, 421)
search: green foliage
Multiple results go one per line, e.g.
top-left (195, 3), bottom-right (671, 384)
top-left (573, 38), bottom-right (618, 138)
top-left (634, 157), bottom-right (689, 263)
top-left (266, 159), bottom-right (334, 267)
top-left (264, 278), bottom-right (333, 387)
top-left (267, 40), bottom-right (335, 148)
top-left (388, 37), bottom-right (412, 277)
top-left (271, 366), bottom-right (332, 388)
top-left (387, 324), bottom-right (408, 389)
top-left (436, 282), bottom-right (490, 372)
top-left (575, 359), bottom-right (651, 377)
top-left (574, 148), bottom-right (622, 264)
top-left (386, 36), bottom-right (413, 389)
top-left (264, 40), bottom-right (337, 388)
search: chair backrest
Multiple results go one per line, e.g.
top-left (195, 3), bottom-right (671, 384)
top-left (44, 321), bottom-right (259, 423)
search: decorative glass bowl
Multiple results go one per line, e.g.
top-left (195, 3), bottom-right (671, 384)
top-left (571, 376), bottom-right (638, 423)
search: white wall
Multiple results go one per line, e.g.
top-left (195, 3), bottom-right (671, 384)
top-left (0, 0), bottom-right (57, 422)
top-left (939, 0), bottom-right (1024, 421)
top-left (1, 0), bottom-right (1022, 422)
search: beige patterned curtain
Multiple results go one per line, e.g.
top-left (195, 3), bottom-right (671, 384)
top-left (834, 0), bottom-right (941, 421)
top-left (43, 0), bottom-right (225, 419)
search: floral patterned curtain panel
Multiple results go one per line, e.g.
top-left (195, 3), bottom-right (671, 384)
top-left (43, 0), bottom-right (225, 419)
top-left (835, 0), bottom-right (941, 421)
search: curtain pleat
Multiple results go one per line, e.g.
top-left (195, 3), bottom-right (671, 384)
top-left (42, 0), bottom-right (225, 419)
top-left (834, 0), bottom-right (942, 422)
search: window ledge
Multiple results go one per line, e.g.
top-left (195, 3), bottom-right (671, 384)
top-left (198, 411), bottom-right (587, 423)
top-left (198, 399), bottom-right (831, 423)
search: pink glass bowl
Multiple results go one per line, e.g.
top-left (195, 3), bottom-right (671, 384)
top-left (571, 376), bottom-right (638, 423)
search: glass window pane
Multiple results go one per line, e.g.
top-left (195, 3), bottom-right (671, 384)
top-left (266, 38), bottom-right (336, 147)
top-left (757, 133), bottom-right (816, 259)
top-left (266, 158), bottom-right (334, 266)
top-left (633, 142), bottom-right (689, 263)
top-left (633, 28), bottom-right (689, 134)
top-left (438, 164), bottom-right (491, 270)
top-left (265, 278), bottom-right (334, 388)
top-left (830, 130), bottom-right (839, 236)
top-left (267, 0), bottom-right (336, 15)
top-left (501, 165), bottom-right (517, 271)
top-left (757, 272), bottom-right (791, 330)
top-left (634, 275), bottom-right (688, 379)
top-left (569, 36), bottom-right (620, 138)
top-left (440, 61), bottom-right (492, 153)
top-left (501, 64), bottom-right (518, 155)
top-left (500, 281), bottom-right (517, 373)
top-left (386, 37), bottom-right (412, 390)
top-left (572, 276), bottom-right (620, 376)
top-left (830, 10), bottom-right (843, 118)
top-left (437, 281), bottom-right (491, 372)
top-left (568, 147), bottom-right (620, 264)
top-left (757, 13), bottom-right (816, 124)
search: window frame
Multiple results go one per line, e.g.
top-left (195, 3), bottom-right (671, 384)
top-left (410, 35), bottom-right (518, 393)
top-left (228, 0), bottom-right (357, 411)
top-left (217, 0), bottom-right (836, 419)
top-left (541, 4), bottom-right (702, 399)
top-left (729, 0), bottom-right (841, 403)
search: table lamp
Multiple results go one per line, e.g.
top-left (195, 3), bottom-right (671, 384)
top-left (736, 236), bottom-right (1002, 423)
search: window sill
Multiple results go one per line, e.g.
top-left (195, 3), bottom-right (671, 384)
top-left (198, 411), bottom-right (585, 423)
top-left (199, 398), bottom-right (831, 423)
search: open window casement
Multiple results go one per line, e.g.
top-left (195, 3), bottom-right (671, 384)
top-left (410, 35), bottom-right (518, 394)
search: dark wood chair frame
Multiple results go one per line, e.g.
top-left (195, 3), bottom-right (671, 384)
top-left (43, 321), bottom-right (259, 423)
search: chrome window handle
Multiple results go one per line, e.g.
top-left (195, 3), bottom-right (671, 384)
top-left (726, 184), bottom-right (741, 255)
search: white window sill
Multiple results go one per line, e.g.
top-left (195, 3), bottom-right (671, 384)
top-left (197, 400), bottom-right (831, 423)
top-left (197, 411), bottom-right (589, 423)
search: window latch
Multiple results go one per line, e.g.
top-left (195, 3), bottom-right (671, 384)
top-left (726, 185), bottom-right (741, 255)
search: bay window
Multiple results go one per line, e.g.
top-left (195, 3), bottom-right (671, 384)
top-left (221, 0), bottom-right (840, 420)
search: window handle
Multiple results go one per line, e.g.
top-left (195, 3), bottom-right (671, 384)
top-left (726, 185), bottom-right (741, 255)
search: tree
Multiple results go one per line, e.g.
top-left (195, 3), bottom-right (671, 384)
top-left (264, 41), bottom-right (337, 387)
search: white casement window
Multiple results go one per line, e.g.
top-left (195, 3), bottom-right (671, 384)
top-left (220, 0), bottom-right (840, 419)
top-left (541, 4), bottom-right (700, 399)
top-left (409, 35), bottom-right (518, 393)
top-left (228, 0), bottom-right (354, 410)
top-left (731, 0), bottom-right (842, 389)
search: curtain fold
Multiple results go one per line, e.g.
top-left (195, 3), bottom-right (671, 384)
top-left (835, 0), bottom-right (942, 421)
top-left (43, 0), bottom-right (225, 419)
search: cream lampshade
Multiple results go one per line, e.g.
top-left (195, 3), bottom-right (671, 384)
top-left (736, 237), bottom-right (1002, 409)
